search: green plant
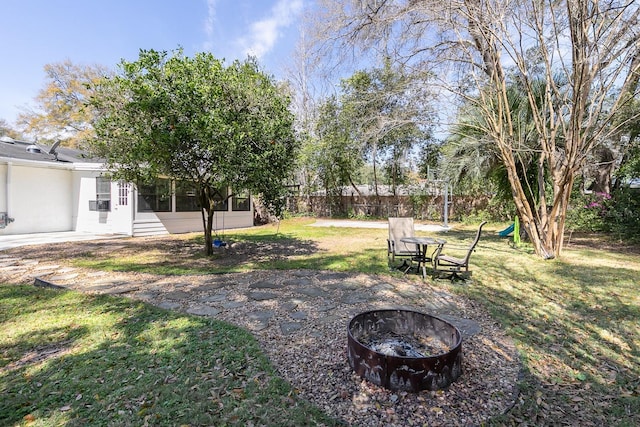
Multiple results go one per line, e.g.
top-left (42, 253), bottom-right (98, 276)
top-left (566, 191), bottom-right (611, 232)
top-left (604, 187), bottom-right (640, 241)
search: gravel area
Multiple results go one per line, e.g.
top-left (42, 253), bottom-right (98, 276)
top-left (2, 256), bottom-right (521, 427)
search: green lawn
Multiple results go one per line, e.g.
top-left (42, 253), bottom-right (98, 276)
top-left (1, 217), bottom-right (639, 425)
top-left (0, 285), bottom-right (337, 427)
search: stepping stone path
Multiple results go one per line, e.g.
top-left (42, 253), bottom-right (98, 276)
top-left (0, 254), bottom-right (480, 341)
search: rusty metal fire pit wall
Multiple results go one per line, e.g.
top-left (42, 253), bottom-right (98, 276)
top-left (347, 309), bottom-right (462, 392)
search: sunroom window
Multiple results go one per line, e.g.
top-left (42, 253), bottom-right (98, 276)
top-left (137, 178), bottom-right (171, 212)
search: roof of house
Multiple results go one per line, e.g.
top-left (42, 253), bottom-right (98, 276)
top-left (0, 136), bottom-right (100, 164)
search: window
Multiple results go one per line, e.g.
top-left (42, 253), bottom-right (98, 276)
top-left (137, 179), bottom-right (171, 212)
top-left (118, 181), bottom-right (129, 206)
top-left (89, 176), bottom-right (111, 211)
top-left (232, 192), bottom-right (251, 211)
top-left (176, 181), bottom-right (201, 212)
top-left (213, 187), bottom-right (228, 211)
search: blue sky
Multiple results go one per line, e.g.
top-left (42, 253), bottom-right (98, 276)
top-left (0, 0), bottom-right (305, 124)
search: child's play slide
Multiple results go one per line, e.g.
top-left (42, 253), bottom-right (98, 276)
top-left (498, 223), bottom-right (515, 237)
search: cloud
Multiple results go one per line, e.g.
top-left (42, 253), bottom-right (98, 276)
top-left (203, 0), bottom-right (217, 51)
top-left (238, 0), bottom-right (303, 59)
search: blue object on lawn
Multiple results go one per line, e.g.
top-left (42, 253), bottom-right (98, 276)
top-left (498, 223), bottom-right (515, 237)
top-left (213, 239), bottom-right (227, 247)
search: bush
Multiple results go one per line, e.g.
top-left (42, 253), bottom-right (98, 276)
top-left (457, 195), bottom-right (515, 224)
top-left (567, 188), bottom-right (640, 241)
top-left (566, 192), bottom-right (611, 232)
top-left (605, 187), bottom-right (640, 241)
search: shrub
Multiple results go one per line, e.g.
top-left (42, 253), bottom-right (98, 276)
top-left (604, 187), bottom-right (640, 241)
top-left (566, 192), bottom-right (611, 232)
top-left (567, 187), bottom-right (640, 241)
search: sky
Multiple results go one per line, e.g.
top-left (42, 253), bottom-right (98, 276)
top-left (0, 0), bottom-right (306, 125)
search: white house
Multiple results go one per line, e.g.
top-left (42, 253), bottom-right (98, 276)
top-left (0, 136), bottom-right (254, 236)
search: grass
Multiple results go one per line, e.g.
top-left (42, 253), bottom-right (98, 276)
top-left (0, 285), bottom-right (337, 427)
top-left (2, 217), bottom-right (639, 425)
top-left (466, 237), bottom-right (640, 425)
top-left (70, 218), bottom-right (391, 275)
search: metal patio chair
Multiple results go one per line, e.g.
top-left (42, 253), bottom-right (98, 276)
top-left (387, 217), bottom-right (418, 270)
top-left (432, 221), bottom-right (487, 280)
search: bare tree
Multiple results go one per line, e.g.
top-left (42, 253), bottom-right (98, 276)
top-left (0, 119), bottom-right (22, 139)
top-left (17, 60), bottom-right (112, 147)
top-left (310, 0), bottom-right (640, 258)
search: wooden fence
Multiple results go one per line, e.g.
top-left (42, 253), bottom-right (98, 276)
top-left (285, 194), bottom-right (493, 221)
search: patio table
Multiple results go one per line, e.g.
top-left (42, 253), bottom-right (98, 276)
top-left (400, 236), bottom-right (447, 279)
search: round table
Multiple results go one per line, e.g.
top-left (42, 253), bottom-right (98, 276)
top-left (400, 236), bottom-right (447, 278)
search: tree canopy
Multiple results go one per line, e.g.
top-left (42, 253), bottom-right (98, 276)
top-left (0, 119), bottom-right (21, 140)
top-left (304, 61), bottom-right (434, 204)
top-left (89, 49), bottom-right (298, 254)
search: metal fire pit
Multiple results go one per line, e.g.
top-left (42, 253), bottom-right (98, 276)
top-left (347, 309), bottom-right (462, 392)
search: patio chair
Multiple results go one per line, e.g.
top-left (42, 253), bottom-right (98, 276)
top-left (387, 217), bottom-right (418, 269)
top-left (432, 221), bottom-right (487, 280)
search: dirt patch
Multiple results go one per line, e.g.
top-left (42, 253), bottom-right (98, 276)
top-left (2, 234), bottom-right (319, 271)
top-left (0, 341), bottom-right (73, 375)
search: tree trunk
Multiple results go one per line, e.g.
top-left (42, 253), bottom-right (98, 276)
top-left (371, 141), bottom-right (382, 209)
top-left (200, 187), bottom-right (214, 256)
top-left (501, 146), bottom-right (557, 259)
top-left (348, 176), bottom-right (362, 196)
top-left (590, 147), bottom-right (615, 194)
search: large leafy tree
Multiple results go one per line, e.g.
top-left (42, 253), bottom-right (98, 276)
top-left (441, 79), bottom-right (551, 203)
top-left (89, 49), bottom-right (298, 255)
top-left (307, 62), bottom-right (433, 202)
top-left (339, 62), bottom-right (434, 196)
top-left (311, 0), bottom-right (640, 258)
top-left (17, 60), bottom-right (110, 147)
top-left (313, 95), bottom-right (365, 205)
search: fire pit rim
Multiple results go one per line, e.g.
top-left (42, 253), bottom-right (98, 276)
top-left (347, 308), bottom-right (463, 359)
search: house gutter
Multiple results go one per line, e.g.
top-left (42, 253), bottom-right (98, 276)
top-left (0, 156), bottom-right (74, 170)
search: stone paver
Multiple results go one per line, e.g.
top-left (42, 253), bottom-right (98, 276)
top-left (157, 301), bottom-right (181, 310)
top-left (282, 277), bottom-right (313, 287)
top-left (49, 273), bottom-right (79, 281)
top-left (280, 322), bottom-right (302, 335)
top-left (222, 301), bottom-right (244, 309)
top-left (1, 254), bottom-right (482, 341)
top-left (164, 290), bottom-right (193, 300)
top-left (102, 286), bottom-right (140, 295)
top-left (199, 293), bottom-right (229, 303)
top-left (289, 311), bottom-right (308, 320)
top-left (34, 264), bottom-right (59, 271)
top-left (249, 281), bottom-right (284, 289)
top-left (248, 291), bottom-right (278, 301)
top-left (186, 306), bottom-right (221, 317)
top-left (296, 286), bottom-right (325, 298)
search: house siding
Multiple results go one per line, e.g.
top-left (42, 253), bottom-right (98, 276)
top-left (0, 164), bottom-right (6, 212)
top-left (1, 163), bottom-right (73, 234)
top-left (72, 170), bottom-right (127, 235)
top-left (0, 147), bottom-right (255, 236)
top-left (132, 207), bottom-right (253, 237)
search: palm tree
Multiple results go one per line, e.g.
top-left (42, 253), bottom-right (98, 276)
top-left (440, 80), bottom-right (548, 208)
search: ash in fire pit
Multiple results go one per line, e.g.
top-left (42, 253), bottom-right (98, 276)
top-left (364, 331), bottom-right (451, 358)
top-left (347, 309), bottom-right (462, 392)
